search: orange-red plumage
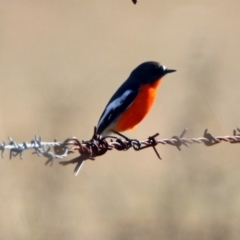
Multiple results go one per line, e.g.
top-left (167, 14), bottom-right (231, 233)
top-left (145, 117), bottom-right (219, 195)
top-left (115, 79), bottom-right (161, 132)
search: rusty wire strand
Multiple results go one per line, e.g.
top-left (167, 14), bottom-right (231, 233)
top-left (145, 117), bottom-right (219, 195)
top-left (1, 128), bottom-right (240, 175)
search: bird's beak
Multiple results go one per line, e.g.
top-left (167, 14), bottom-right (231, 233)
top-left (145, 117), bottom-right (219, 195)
top-left (165, 68), bottom-right (176, 74)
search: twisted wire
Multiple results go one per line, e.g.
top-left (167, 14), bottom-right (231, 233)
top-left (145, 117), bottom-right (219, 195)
top-left (1, 128), bottom-right (240, 175)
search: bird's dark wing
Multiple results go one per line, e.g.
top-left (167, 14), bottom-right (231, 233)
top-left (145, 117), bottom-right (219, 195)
top-left (96, 88), bottom-right (138, 135)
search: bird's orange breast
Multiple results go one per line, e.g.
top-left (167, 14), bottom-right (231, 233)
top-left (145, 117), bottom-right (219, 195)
top-left (115, 79), bottom-right (161, 132)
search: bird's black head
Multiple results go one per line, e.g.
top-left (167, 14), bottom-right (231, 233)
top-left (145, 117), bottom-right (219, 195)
top-left (130, 61), bottom-right (176, 84)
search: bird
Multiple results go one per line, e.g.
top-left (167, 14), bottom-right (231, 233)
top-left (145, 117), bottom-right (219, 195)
top-left (72, 61), bottom-right (176, 175)
top-left (96, 61), bottom-right (176, 136)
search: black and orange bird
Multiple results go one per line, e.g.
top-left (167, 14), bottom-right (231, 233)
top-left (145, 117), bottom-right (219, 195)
top-left (96, 61), bottom-right (176, 136)
top-left (73, 61), bottom-right (176, 174)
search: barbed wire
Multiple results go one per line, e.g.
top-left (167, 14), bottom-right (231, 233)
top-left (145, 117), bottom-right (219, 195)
top-left (1, 127), bottom-right (240, 175)
top-left (0, 136), bottom-right (67, 161)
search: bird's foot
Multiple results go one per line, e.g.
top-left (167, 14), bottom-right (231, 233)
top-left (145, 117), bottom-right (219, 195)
top-left (111, 131), bottom-right (141, 150)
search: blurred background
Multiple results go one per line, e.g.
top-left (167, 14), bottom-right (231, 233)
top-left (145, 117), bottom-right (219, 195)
top-left (0, 0), bottom-right (240, 239)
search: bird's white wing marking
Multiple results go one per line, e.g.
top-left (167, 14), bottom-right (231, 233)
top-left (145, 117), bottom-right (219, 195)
top-left (97, 89), bottom-right (133, 128)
